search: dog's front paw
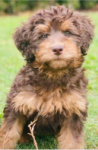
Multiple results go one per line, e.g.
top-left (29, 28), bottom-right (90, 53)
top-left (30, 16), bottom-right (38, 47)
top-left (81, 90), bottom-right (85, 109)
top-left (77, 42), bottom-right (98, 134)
top-left (0, 138), bottom-right (5, 149)
top-left (0, 137), bottom-right (17, 149)
top-left (0, 130), bottom-right (6, 149)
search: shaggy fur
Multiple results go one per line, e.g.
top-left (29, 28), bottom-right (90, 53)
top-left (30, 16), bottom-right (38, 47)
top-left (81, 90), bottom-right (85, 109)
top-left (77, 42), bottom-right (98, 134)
top-left (0, 6), bottom-right (94, 149)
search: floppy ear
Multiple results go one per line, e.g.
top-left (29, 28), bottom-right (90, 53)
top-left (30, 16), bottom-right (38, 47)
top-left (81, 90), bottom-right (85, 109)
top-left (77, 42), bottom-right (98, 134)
top-left (13, 24), bottom-right (29, 53)
top-left (79, 16), bottom-right (94, 55)
top-left (13, 23), bottom-right (35, 62)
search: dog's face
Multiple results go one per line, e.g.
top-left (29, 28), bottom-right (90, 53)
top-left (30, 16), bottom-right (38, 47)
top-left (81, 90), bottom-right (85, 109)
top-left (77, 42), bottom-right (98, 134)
top-left (13, 6), bottom-right (94, 70)
top-left (34, 19), bottom-right (82, 69)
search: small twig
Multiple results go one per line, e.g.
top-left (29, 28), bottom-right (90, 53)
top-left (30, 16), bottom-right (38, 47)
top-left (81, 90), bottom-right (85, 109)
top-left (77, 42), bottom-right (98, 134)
top-left (28, 116), bottom-right (38, 150)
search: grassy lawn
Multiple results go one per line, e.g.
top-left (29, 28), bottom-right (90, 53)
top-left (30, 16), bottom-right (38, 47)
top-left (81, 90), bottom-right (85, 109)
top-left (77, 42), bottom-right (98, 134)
top-left (0, 11), bottom-right (98, 149)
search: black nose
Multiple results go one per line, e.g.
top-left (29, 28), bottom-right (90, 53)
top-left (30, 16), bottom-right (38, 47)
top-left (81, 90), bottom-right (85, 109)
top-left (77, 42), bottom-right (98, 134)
top-left (52, 46), bottom-right (63, 55)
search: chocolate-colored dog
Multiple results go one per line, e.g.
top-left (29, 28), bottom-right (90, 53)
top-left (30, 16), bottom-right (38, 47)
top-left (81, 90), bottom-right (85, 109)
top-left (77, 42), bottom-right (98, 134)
top-left (0, 6), bottom-right (94, 149)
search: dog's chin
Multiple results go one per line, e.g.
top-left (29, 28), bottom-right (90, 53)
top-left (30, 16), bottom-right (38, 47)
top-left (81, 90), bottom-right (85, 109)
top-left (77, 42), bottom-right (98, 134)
top-left (49, 59), bottom-right (68, 70)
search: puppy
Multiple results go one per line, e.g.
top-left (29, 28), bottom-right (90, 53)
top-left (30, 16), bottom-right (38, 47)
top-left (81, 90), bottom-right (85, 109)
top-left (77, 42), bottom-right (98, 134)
top-left (0, 6), bottom-right (94, 149)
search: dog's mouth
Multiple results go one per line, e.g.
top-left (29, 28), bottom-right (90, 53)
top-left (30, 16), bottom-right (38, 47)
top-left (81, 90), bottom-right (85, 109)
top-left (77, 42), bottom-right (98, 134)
top-left (48, 59), bottom-right (67, 69)
top-left (46, 56), bottom-right (83, 70)
top-left (53, 55), bottom-right (63, 60)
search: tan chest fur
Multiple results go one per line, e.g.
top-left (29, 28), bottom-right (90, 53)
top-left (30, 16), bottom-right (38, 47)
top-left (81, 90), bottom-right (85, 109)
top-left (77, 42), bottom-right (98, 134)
top-left (12, 87), bottom-right (87, 118)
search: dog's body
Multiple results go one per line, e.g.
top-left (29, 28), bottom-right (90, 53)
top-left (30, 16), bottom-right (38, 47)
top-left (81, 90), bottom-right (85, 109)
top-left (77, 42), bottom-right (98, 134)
top-left (0, 6), bottom-right (94, 149)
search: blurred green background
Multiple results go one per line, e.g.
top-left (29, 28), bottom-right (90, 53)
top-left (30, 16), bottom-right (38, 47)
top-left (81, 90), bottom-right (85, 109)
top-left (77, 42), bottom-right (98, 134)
top-left (0, 0), bottom-right (98, 14)
top-left (0, 0), bottom-right (98, 149)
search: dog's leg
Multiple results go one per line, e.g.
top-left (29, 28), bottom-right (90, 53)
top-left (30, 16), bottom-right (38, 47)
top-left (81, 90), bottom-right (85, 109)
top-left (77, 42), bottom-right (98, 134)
top-left (0, 113), bottom-right (25, 149)
top-left (19, 133), bottom-right (31, 144)
top-left (19, 125), bottom-right (31, 144)
top-left (57, 115), bottom-right (84, 149)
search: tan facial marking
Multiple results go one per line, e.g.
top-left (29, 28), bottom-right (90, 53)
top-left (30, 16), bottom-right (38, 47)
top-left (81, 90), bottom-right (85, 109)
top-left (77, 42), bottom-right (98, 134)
top-left (59, 20), bottom-right (79, 35)
top-left (60, 20), bottom-right (73, 32)
top-left (35, 23), bottom-right (51, 33)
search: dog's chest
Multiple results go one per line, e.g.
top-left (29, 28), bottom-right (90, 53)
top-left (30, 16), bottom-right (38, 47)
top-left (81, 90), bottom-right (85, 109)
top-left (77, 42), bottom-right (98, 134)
top-left (34, 88), bottom-right (86, 118)
top-left (35, 88), bottom-right (65, 116)
top-left (13, 87), bottom-right (86, 119)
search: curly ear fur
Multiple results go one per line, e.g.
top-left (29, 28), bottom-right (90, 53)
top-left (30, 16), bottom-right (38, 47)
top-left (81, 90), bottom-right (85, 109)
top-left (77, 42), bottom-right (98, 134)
top-left (13, 25), bottom-right (28, 52)
top-left (73, 13), bottom-right (94, 55)
top-left (13, 15), bottom-right (45, 62)
top-left (13, 22), bottom-right (35, 62)
top-left (80, 16), bottom-right (94, 55)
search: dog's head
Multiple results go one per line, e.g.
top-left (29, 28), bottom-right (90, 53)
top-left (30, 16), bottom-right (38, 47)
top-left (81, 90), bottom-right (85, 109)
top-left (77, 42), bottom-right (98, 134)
top-left (13, 6), bottom-right (94, 70)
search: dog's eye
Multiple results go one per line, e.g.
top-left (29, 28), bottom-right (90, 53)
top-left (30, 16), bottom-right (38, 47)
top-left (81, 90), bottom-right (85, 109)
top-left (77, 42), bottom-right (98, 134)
top-left (41, 33), bottom-right (49, 38)
top-left (64, 31), bottom-right (71, 37)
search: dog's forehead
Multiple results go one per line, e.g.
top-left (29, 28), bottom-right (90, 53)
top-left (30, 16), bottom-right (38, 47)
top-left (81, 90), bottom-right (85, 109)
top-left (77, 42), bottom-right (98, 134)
top-left (29, 6), bottom-right (81, 35)
top-left (34, 18), bottom-right (77, 34)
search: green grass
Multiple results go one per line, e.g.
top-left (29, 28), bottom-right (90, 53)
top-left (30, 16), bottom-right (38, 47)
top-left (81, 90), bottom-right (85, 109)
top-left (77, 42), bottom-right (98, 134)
top-left (0, 12), bottom-right (98, 149)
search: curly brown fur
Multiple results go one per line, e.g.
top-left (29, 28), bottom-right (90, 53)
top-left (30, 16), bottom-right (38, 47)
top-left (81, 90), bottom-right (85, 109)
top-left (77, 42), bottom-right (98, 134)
top-left (0, 6), bottom-right (94, 149)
